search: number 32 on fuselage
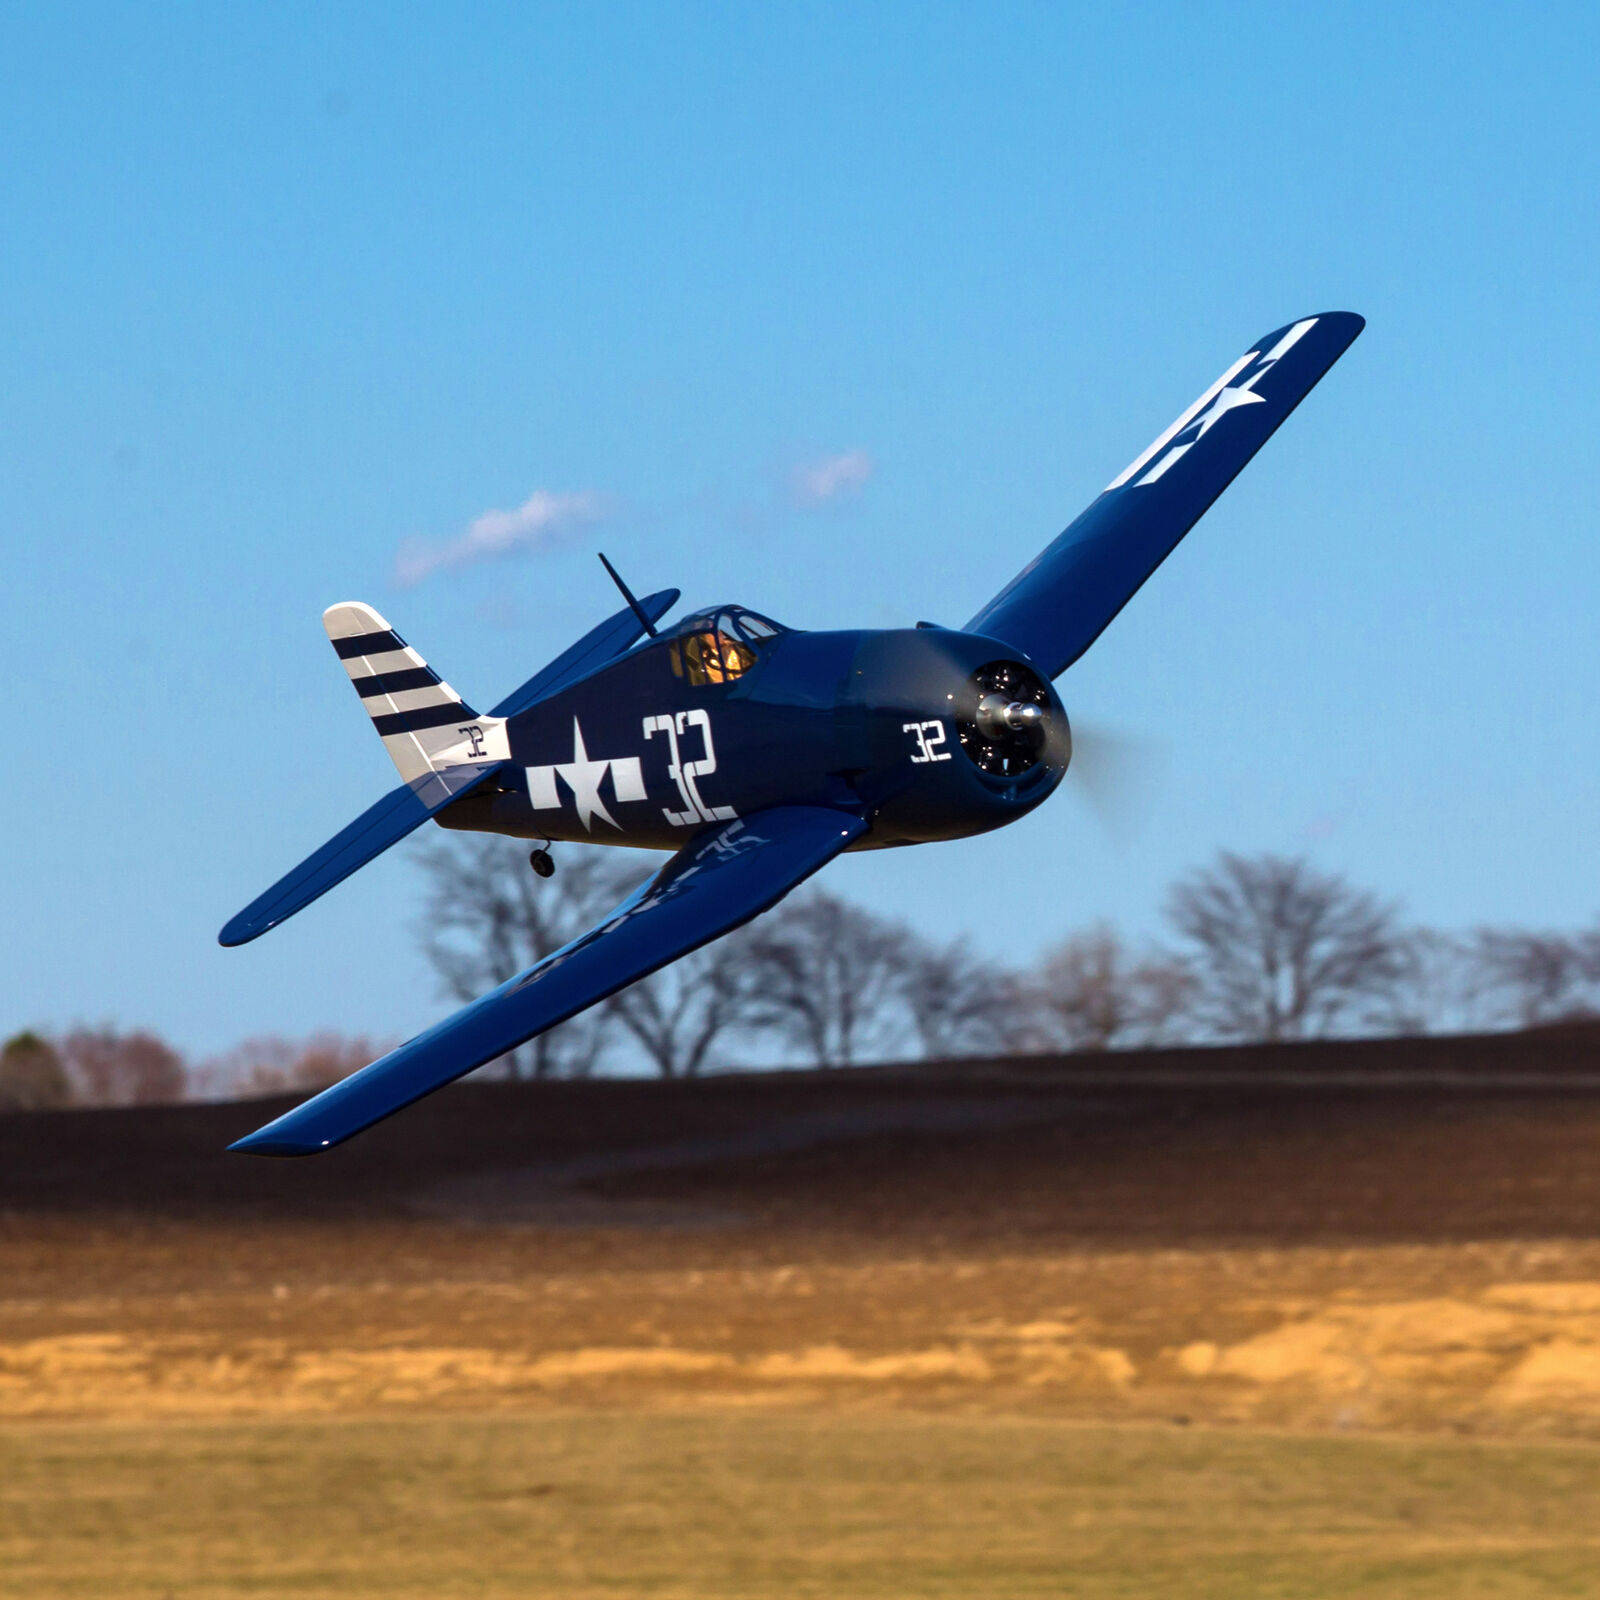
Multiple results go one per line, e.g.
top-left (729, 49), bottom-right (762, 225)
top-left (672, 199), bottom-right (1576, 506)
top-left (433, 604), bottom-right (1069, 854)
top-left (220, 311), bottom-right (1365, 1160)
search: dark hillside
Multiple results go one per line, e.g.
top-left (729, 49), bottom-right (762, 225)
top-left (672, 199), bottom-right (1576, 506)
top-left (2, 1029), bottom-right (1599, 1244)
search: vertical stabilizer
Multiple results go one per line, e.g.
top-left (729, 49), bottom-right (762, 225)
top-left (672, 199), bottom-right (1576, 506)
top-left (323, 602), bottom-right (508, 787)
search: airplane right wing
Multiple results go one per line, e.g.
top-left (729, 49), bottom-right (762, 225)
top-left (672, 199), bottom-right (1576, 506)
top-left (490, 587), bottom-right (679, 716)
top-left (229, 806), bottom-right (868, 1156)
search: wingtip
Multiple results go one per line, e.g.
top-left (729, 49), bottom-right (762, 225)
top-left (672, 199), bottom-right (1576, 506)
top-left (1315, 309), bottom-right (1366, 336)
top-left (228, 1129), bottom-right (328, 1158)
top-left (218, 902), bottom-right (277, 946)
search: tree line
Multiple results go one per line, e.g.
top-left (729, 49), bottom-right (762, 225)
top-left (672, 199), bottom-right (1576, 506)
top-left (406, 836), bottom-right (1600, 1079)
top-left (6, 841), bottom-right (1598, 1108)
top-left (0, 1027), bottom-right (385, 1113)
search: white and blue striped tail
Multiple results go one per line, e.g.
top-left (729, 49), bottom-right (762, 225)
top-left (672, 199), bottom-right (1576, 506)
top-left (324, 602), bottom-right (508, 787)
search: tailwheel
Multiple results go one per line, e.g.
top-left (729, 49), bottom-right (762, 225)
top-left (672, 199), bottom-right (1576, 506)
top-left (529, 848), bottom-right (555, 879)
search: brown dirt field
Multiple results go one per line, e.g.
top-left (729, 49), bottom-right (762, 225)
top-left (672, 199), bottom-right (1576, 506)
top-left (4, 1033), bottom-right (1600, 1434)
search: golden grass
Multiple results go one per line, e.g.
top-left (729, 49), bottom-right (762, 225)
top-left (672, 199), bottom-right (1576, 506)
top-left (3, 1410), bottom-right (1600, 1599)
top-left (11, 1239), bottom-right (1600, 1435)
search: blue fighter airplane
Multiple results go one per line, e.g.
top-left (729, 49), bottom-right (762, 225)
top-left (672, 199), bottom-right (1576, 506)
top-left (224, 311), bottom-right (1364, 1156)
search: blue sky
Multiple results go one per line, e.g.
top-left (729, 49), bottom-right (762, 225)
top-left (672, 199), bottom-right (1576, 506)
top-left (3, 3), bottom-right (1598, 1056)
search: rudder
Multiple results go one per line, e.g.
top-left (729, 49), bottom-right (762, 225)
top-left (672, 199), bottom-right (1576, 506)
top-left (324, 602), bottom-right (505, 786)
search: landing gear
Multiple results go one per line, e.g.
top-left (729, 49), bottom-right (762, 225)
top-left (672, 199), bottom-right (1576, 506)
top-left (529, 847), bottom-right (555, 879)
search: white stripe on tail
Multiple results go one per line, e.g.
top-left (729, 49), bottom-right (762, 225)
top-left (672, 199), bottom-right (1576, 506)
top-left (324, 602), bottom-right (509, 787)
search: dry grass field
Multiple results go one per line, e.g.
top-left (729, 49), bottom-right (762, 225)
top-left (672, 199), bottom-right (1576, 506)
top-left (4, 1036), bottom-right (1600, 1595)
top-left (6, 1411), bottom-right (1600, 1598)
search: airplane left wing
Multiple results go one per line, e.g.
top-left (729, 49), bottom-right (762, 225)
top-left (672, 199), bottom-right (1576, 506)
top-left (229, 806), bottom-right (868, 1156)
top-left (218, 767), bottom-right (499, 948)
top-left (965, 312), bottom-right (1363, 678)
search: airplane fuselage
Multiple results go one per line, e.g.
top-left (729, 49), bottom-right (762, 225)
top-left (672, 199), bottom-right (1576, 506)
top-left (436, 621), bottom-right (1070, 852)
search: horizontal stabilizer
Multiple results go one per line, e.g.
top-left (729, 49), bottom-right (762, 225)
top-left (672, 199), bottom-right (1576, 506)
top-left (230, 806), bottom-right (867, 1154)
top-left (491, 588), bottom-right (679, 717)
top-left (965, 311), bottom-right (1364, 677)
top-left (218, 765), bottom-right (499, 947)
top-left (218, 589), bottom-right (679, 949)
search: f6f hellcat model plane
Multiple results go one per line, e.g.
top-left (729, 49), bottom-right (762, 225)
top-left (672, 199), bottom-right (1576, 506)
top-left (224, 312), bottom-right (1364, 1155)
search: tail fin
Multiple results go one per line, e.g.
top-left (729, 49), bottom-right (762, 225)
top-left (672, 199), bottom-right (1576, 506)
top-left (220, 592), bottom-right (678, 948)
top-left (324, 602), bottom-right (507, 785)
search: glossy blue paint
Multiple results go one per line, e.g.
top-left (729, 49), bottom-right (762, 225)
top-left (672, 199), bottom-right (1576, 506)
top-left (218, 591), bottom-right (678, 947)
top-left (439, 623), bottom-right (1068, 853)
top-left (224, 312), bottom-right (1362, 1155)
top-left (229, 807), bottom-right (867, 1155)
top-left (218, 774), bottom-right (485, 949)
top-left (489, 587), bottom-right (680, 716)
top-left (967, 313), bottom-right (1365, 676)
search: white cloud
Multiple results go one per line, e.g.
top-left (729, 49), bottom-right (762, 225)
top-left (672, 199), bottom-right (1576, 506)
top-left (790, 449), bottom-right (874, 507)
top-left (394, 489), bottom-right (611, 586)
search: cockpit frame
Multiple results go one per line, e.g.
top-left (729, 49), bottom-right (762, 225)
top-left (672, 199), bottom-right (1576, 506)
top-left (668, 605), bottom-right (786, 686)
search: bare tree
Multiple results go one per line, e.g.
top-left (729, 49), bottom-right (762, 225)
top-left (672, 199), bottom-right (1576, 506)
top-left (1464, 928), bottom-right (1598, 1028)
top-left (897, 937), bottom-right (1029, 1059)
top-left (1374, 928), bottom-right (1519, 1036)
top-left (196, 1033), bottom-right (393, 1098)
top-left (743, 888), bottom-right (914, 1067)
top-left (1028, 926), bottom-right (1131, 1052)
top-left (1164, 852), bottom-right (1410, 1042)
top-left (1581, 922), bottom-right (1600, 1009)
top-left (1127, 956), bottom-right (1198, 1047)
top-left (607, 946), bottom-right (761, 1078)
top-left (58, 1027), bottom-right (187, 1105)
top-left (0, 1032), bottom-right (72, 1111)
top-left (1022, 926), bottom-right (1194, 1052)
top-left (415, 834), bottom-right (648, 1078)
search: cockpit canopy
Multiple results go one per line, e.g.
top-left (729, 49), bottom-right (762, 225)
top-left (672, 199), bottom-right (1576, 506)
top-left (668, 605), bottom-right (787, 686)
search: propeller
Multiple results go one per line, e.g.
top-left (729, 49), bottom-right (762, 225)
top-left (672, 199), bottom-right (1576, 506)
top-left (1064, 717), bottom-right (1166, 846)
top-left (892, 631), bottom-right (1164, 839)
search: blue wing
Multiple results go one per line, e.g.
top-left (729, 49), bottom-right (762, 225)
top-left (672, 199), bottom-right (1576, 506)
top-left (218, 591), bottom-right (680, 948)
top-left (218, 766), bottom-right (498, 948)
top-left (490, 587), bottom-right (679, 716)
top-left (966, 312), bottom-right (1364, 677)
top-left (229, 806), bottom-right (868, 1156)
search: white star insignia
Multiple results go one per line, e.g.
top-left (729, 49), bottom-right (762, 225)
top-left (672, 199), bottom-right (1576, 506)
top-left (1184, 382), bottom-right (1267, 442)
top-left (556, 718), bottom-right (620, 831)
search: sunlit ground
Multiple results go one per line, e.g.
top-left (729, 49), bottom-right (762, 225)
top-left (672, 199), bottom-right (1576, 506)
top-left (4, 1410), bottom-right (1600, 1599)
top-left (9, 1073), bottom-right (1600, 1595)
